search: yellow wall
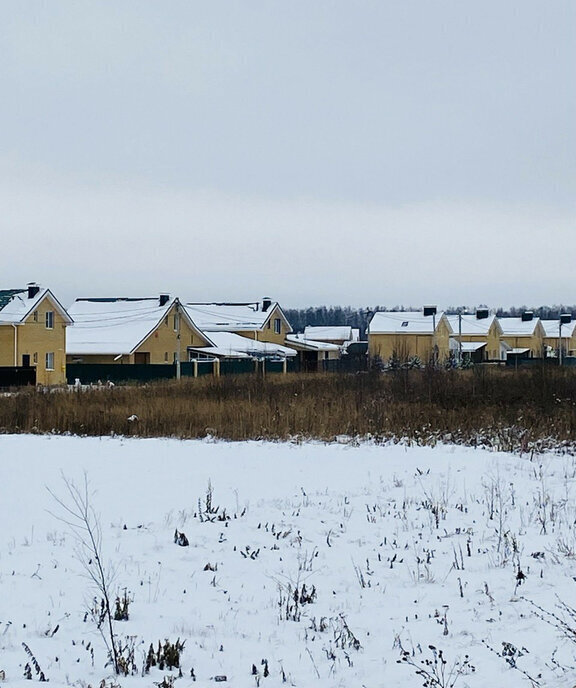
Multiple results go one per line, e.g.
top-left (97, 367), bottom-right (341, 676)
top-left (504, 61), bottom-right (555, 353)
top-left (7, 294), bottom-right (69, 385)
top-left (544, 332), bottom-right (576, 357)
top-left (0, 326), bottom-right (15, 366)
top-left (233, 306), bottom-right (292, 345)
top-left (133, 303), bottom-right (209, 364)
top-left (454, 322), bottom-right (501, 360)
top-left (501, 325), bottom-right (544, 358)
top-left (67, 303), bottom-right (211, 366)
top-left (369, 317), bottom-right (451, 364)
top-left (67, 354), bottom-right (129, 365)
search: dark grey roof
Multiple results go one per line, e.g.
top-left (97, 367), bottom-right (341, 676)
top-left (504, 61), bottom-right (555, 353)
top-left (0, 289), bottom-right (25, 311)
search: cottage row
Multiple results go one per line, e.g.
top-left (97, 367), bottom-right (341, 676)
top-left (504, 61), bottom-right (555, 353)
top-left (0, 284), bottom-right (573, 385)
top-left (367, 308), bottom-right (574, 365)
top-left (0, 284), bottom-right (359, 385)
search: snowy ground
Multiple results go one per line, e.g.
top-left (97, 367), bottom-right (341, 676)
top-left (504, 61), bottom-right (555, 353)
top-left (2, 435), bottom-right (576, 687)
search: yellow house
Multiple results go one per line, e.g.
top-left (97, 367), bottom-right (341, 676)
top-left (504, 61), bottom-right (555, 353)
top-left (368, 310), bottom-right (452, 365)
top-left (541, 319), bottom-right (576, 358)
top-left (185, 299), bottom-right (293, 345)
top-left (498, 313), bottom-right (545, 359)
top-left (67, 295), bottom-right (212, 365)
top-left (0, 283), bottom-right (72, 385)
top-left (446, 311), bottom-right (503, 362)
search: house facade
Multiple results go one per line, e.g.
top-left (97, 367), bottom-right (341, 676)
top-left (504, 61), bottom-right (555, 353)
top-left (541, 319), bottom-right (576, 358)
top-left (498, 313), bottom-right (545, 359)
top-left (67, 296), bottom-right (211, 365)
top-left (446, 311), bottom-right (503, 361)
top-left (368, 310), bottom-right (452, 364)
top-left (0, 284), bottom-right (72, 385)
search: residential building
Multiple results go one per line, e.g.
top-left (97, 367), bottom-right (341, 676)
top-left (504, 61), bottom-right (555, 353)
top-left (446, 310), bottom-right (503, 362)
top-left (498, 312), bottom-right (545, 359)
top-left (184, 299), bottom-right (292, 346)
top-left (368, 310), bottom-right (452, 364)
top-left (67, 295), bottom-right (211, 364)
top-left (541, 319), bottom-right (576, 358)
top-left (0, 283), bottom-right (72, 385)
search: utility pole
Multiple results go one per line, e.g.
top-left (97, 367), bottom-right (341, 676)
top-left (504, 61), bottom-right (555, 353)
top-left (175, 299), bottom-right (182, 380)
top-left (424, 306), bottom-right (437, 365)
top-left (559, 313), bottom-right (572, 366)
top-left (458, 311), bottom-right (463, 367)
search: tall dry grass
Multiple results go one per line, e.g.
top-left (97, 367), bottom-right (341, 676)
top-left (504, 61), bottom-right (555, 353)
top-left (1, 367), bottom-right (576, 452)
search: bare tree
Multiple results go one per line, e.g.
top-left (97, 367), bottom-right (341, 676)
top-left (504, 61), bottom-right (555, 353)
top-left (48, 474), bottom-right (120, 674)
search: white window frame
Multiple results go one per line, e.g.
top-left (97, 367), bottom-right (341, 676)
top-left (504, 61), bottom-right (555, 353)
top-left (274, 318), bottom-right (281, 335)
top-left (45, 352), bottom-right (54, 370)
top-left (45, 311), bottom-right (54, 329)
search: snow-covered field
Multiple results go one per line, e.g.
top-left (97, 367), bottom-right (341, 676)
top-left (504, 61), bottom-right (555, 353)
top-left (2, 435), bottom-right (576, 687)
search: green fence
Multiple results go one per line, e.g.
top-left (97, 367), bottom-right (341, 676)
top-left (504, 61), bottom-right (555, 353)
top-left (67, 363), bottom-right (177, 385)
top-left (66, 353), bottom-right (360, 385)
top-left (220, 359), bottom-right (255, 375)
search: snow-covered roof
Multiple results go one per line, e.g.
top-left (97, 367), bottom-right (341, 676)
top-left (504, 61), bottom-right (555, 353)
top-left (285, 334), bottom-right (341, 352)
top-left (0, 286), bottom-right (72, 325)
top-left (67, 297), bottom-right (204, 356)
top-left (541, 319), bottom-right (576, 338)
top-left (185, 302), bottom-right (285, 332)
top-left (449, 339), bottom-right (486, 352)
top-left (446, 314), bottom-right (497, 336)
top-left (303, 326), bottom-right (357, 342)
top-left (498, 317), bottom-right (541, 336)
top-left (368, 311), bottom-right (447, 335)
top-left (198, 332), bottom-right (296, 359)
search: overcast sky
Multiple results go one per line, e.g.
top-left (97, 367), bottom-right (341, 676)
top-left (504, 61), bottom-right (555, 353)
top-left (1, 1), bottom-right (574, 310)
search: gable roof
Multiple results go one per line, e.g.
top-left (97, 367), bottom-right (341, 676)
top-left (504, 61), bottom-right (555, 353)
top-left (368, 311), bottom-right (449, 335)
top-left (67, 297), bottom-right (209, 356)
top-left (446, 314), bottom-right (500, 336)
top-left (498, 317), bottom-right (542, 336)
top-left (0, 287), bottom-right (73, 325)
top-left (541, 319), bottom-right (576, 338)
top-left (184, 301), bottom-right (292, 333)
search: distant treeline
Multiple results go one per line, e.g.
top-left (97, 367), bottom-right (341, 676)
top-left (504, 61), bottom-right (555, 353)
top-left (285, 305), bottom-right (576, 337)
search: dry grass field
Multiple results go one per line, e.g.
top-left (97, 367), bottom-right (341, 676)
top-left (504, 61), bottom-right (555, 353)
top-left (1, 367), bottom-right (576, 451)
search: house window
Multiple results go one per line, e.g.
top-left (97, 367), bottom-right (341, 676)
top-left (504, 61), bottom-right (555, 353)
top-left (164, 352), bottom-right (169, 362)
top-left (45, 352), bottom-right (54, 370)
top-left (173, 314), bottom-right (180, 332)
top-left (33, 352), bottom-right (38, 365)
top-left (274, 318), bottom-right (281, 334)
top-left (164, 316), bottom-right (168, 326)
top-left (45, 311), bottom-right (54, 329)
top-left (33, 310), bottom-right (38, 322)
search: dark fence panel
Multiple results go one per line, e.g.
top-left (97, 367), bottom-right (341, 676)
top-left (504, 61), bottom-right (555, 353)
top-left (220, 359), bottom-right (255, 376)
top-left (265, 360), bottom-right (285, 374)
top-left (0, 366), bottom-right (36, 387)
top-left (67, 363), bottom-right (176, 385)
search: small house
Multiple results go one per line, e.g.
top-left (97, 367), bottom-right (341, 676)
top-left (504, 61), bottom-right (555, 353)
top-left (368, 309), bottom-right (452, 365)
top-left (185, 299), bottom-right (292, 345)
top-left (67, 295), bottom-right (211, 365)
top-left (498, 312), bottom-right (545, 359)
top-left (0, 283), bottom-right (72, 385)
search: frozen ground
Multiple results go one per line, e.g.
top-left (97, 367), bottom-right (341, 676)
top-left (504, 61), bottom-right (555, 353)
top-left (2, 435), bottom-right (576, 687)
